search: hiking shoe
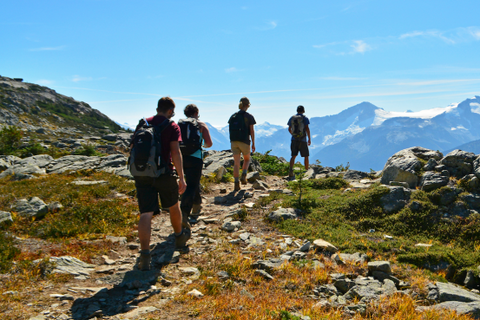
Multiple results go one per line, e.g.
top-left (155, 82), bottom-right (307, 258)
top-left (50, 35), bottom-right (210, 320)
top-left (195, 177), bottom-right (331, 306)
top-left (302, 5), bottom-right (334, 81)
top-left (136, 252), bottom-right (151, 271)
top-left (240, 173), bottom-right (247, 185)
top-left (191, 204), bottom-right (202, 216)
top-left (175, 229), bottom-right (191, 249)
top-left (234, 181), bottom-right (241, 191)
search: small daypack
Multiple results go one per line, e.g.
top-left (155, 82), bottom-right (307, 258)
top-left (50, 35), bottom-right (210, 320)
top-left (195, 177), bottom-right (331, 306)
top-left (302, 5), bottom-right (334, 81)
top-left (229, 111), bottom-right (249, 142)
top-left (178, 118), bottom-right (202, 156)
top-left (291, 114), bottom-right (306, 139)
top-left (128, 118), bottom-right (171, 178)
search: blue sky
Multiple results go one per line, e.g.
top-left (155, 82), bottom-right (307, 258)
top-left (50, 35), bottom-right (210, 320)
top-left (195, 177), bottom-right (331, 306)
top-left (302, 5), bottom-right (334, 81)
top-left (2, 0), bottom-right (479, 127)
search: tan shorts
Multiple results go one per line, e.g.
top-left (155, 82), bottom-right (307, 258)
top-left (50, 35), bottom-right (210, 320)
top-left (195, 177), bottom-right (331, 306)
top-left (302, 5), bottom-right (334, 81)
top-left (231, 141), bottom-right (250, 155)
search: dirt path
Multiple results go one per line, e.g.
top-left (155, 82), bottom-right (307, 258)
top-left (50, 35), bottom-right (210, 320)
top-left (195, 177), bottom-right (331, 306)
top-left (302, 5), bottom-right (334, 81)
top-left (19, 175), bottom-right (289, 320)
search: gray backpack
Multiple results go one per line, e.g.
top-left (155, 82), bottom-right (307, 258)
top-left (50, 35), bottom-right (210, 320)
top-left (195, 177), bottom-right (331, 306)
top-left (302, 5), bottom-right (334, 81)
top-left (128, 118), bottom-right (171, 177)
top-left (291, 115), bottom-right (305, 139)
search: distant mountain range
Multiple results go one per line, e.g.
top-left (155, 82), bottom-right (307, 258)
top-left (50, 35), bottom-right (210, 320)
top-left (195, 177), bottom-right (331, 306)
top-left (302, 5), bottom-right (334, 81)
top-left (204, 96), bottom-right (480, 171)
top-left (2, 76), bottom-right (478, 172)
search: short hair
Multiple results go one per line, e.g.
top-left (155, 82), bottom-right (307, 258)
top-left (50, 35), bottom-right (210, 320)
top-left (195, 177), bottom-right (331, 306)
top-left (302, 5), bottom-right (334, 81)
top-left (239, 97), bottom-right (250, 110)
top-left (157, 97), bottom-right (175, 113)
top-left (184, 104), bottom-right (199, 117)
top-left (297, 105), bottom-right (305, 113)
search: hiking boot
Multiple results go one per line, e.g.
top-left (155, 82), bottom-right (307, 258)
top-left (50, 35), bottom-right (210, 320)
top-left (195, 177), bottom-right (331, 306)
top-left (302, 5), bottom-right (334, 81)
top-left (240, 172), bottom-right (247, 185)
top-left (136, 252), bottom-right (151, 271)
top-left (191, 203), bottom-right (202, 216)
top-left (234, 181), bottom-right (241, 191)
top-left (175, 229), bottom-right (191, 249)
top-left (181, 210), bottom-right (191, 230)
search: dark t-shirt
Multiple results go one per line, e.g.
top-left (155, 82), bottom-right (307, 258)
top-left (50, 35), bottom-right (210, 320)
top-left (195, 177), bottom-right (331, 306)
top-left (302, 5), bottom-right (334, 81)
top-left (229, 110), bottom-right (256, 144)
top-left (134, 115), bottom-right (182, 170)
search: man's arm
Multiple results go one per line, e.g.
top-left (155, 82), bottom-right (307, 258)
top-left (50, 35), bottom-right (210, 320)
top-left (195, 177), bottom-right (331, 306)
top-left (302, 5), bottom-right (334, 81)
top-left (249, 124), bottom-right (256, 153)
top-left (170, 141), bottom-right (186, 194)
top-left (199, 121), bottom-right (213, 148)
top-left (305, 124), bottom-right (311, 146)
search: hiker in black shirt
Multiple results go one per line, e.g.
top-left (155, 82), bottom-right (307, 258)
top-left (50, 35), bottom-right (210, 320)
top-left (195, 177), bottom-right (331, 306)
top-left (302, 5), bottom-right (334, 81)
top-left (287, 105), bottom-right (311, 178)
top-left (228, 97), bottom-right (256, 191)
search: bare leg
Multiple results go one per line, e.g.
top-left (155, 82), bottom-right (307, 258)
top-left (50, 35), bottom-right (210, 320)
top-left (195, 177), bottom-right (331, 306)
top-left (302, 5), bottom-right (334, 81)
top-left (242, 153), bottom-right (251, 173)
top-left (138, 211), bottom-right (154, 251)
top-left (305, 156), bottom-right (309, 171)
top-left (169, 202), bottom-right (183, 234)
top-left (233, 153), bottom-right (241, 179)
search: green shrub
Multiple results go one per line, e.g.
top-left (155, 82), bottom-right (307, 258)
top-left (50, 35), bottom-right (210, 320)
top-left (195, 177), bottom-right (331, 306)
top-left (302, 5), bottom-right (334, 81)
top-left (0, 125), bottom-right (22, 155)
top-left (20, 142), bottom-right (47, 157)
top-left (252, 150), bottom-right (290, 176)
top-left (74, 144), bottom-right (104, 157)
top-left (310, 177), bottom-right (349, 190)
top-left (0, 231), bottom-right (20, 272)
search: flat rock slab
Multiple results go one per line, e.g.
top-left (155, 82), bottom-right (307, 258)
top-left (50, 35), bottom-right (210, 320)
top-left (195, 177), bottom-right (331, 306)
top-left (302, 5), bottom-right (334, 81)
top-left (47, 256), bottom-right (95, 276)
top-left (436, 282), bottom-right (480, 303)
top-left (418, 301), bottom-right (480, 319)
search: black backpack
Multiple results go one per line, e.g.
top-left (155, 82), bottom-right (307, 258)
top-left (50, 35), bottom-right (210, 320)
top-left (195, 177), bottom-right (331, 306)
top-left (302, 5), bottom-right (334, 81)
top-left (291, 114), bottom-right (306, 139)
top-left (128, 118), bottom-right (172, 177)
top-left (178, 118), bottom-right (202, 156)
top-left (229, 111), bottom-right (249, 142)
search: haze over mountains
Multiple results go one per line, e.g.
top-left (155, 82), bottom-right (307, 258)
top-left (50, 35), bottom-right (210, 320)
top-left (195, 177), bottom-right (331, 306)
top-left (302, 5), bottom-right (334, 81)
top-left (199, 96), bottom-right (480, 171)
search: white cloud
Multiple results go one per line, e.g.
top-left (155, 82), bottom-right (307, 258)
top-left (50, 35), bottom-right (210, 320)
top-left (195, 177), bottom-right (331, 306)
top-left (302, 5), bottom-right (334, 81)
top-left (351, 40), bottom-right (371, 53)
top-left (255, 21), bottom-right (277, 31)
top-left (466, 27), bottom-right (480, 40)
top-left (399, 30), bottom-right (456, 44)
top-left (29, 45), bottom-right (66, 51)
top-left (225, 67), bottom-right (238, 73)
top-left (72, 75), bottom-right (93, 82)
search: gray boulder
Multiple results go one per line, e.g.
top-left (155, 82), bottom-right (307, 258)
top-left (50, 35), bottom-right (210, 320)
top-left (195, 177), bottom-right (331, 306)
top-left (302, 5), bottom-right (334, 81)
top-left (343, 170), bottom-right (370, 180)
top-left (368, 261), bottom-right (392, 275)
top-left (380, 186), bottom-right (411, 213)
top-left (441, 149), bottom-right (476, 178)
top-left (268, 208), bottom-right (299, 221)
top-left (0, 211), bottom-right (13, 225)
top-left (418, 301), bottom-right (480, 319)
top-left (14, 197), bottom-right (49, 218)
top-left (380, 147), bottom-right (425, 188)
top-left (15, 154), bottom-right (53, 168)
top-left (203, 151), bottom-right (234, 176)
top-left (0, 164), bottom-right (46, 179)
top-left (433, 282), bottom-right (480, 302)
top-left (420, 171), bottom-right (449, 191)
top-left (47, 155), bottom-right (101, 174)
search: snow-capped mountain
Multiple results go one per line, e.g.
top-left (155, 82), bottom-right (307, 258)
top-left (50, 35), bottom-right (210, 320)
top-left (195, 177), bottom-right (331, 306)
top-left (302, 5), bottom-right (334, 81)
top-left (314, 96), bottom-right (480, 171)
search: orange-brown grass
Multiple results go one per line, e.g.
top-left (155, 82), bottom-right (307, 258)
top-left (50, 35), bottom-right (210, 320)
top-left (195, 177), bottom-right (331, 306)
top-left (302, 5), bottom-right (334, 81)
top-left (366, 293), bottom-right (473, 320)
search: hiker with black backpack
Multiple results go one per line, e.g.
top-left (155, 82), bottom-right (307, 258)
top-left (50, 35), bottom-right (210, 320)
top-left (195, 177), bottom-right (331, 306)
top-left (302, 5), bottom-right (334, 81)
top-left (287, 105), bottom-right (311, 179)
top-left (128, 97), bottom-right (190, 271)
top-left (228, 97), bottom-right (256, 191)
top-left (178, 104), bottom-right (212, 229)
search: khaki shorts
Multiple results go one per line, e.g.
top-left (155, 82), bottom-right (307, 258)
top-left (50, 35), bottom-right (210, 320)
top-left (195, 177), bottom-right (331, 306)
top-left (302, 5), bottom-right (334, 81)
top-left (231, 141), bottom-right (250, 155)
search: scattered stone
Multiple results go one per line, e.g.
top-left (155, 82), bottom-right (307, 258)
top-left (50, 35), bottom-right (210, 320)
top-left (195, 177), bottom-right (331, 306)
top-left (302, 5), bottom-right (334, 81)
top-left (0, 211), bottom-right (13, 225)
top-left (14, 197), bottom-right (49, 219)
top-left (268, 208), bottom-right (299, 222)
top-left (313, 239), bottom-right (338, 253)
top-left (187, 289), bottom-right (204, 298)
top-left (255, 269), bottom-right (274, 280)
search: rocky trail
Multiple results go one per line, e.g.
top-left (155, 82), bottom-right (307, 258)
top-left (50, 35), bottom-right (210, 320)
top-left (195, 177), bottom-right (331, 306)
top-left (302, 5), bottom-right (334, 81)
top-left (18, 175), bottom-right (296, 320)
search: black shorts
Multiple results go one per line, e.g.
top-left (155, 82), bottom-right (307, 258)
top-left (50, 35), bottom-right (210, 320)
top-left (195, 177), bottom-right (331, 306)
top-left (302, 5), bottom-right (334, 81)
top-left (135, 174), bottom-right (179, 214)
top-left (291, 140), bottom-right (309, 157)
